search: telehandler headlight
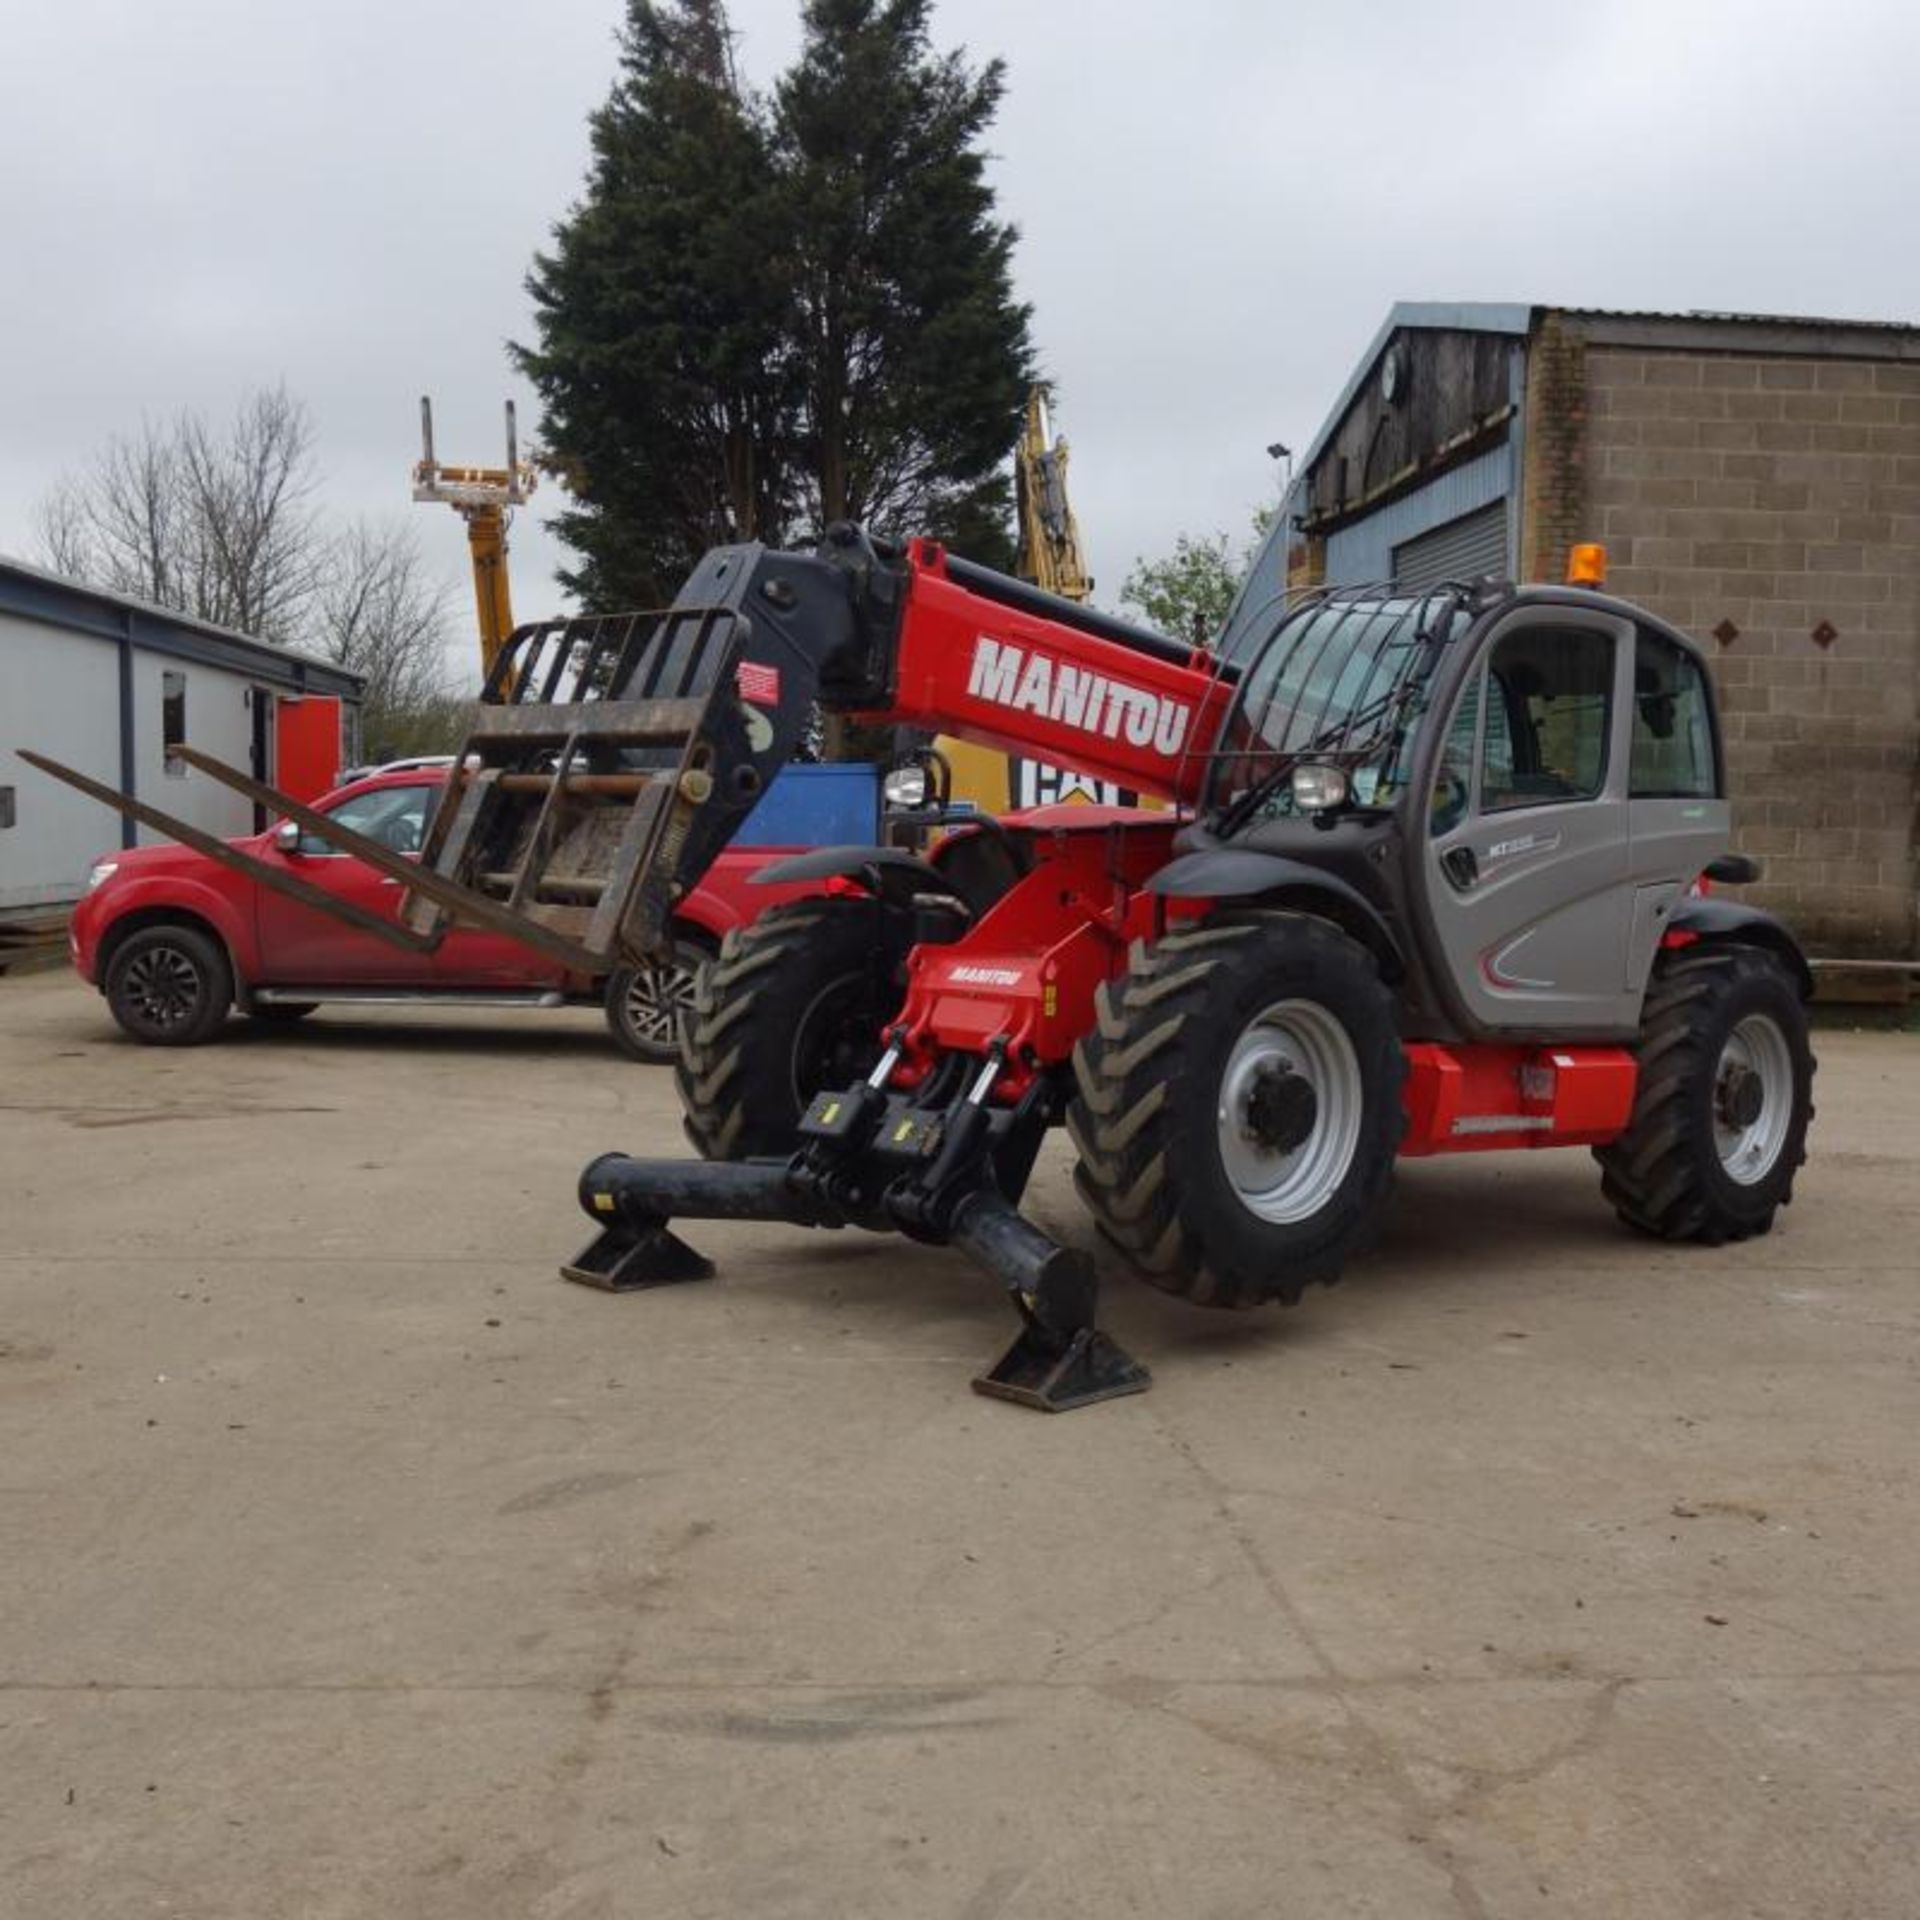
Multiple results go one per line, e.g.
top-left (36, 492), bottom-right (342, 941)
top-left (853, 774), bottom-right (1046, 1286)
top-left (882, 765), bottom-right (929, 809)
top-left (1289, 764), bottom-right (1349, 813)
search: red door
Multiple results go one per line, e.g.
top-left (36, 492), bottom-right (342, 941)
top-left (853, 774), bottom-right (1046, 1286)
top-left (274, 697), bottom-right (343, 805)
top-left (253, 782), bottom-right (439, 985)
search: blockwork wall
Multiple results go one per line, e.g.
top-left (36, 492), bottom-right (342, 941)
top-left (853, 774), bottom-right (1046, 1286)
top-left (1579, 348), bottom-right (1920, 958)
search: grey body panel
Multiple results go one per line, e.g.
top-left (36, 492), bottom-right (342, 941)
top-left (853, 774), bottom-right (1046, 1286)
top-left (1624, 796), bottom-right (1729, 988)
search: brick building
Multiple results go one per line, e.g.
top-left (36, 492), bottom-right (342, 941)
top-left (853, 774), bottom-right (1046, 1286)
top-left (1228, 304), bottom-right (1920, 961)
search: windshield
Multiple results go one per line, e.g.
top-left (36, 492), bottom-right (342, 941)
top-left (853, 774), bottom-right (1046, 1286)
top-left (1207, 589), bottom-right (1467, 821)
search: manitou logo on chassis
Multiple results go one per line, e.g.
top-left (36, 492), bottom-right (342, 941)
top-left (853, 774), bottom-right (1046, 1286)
top-left (967, 636), bottom-right (1191, 756)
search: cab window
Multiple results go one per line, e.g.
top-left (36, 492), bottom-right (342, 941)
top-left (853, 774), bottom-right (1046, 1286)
top-left (1430, 673), bottom-right (1481, 836)
top-left (300, 783), bottom-right (431, 856)
top-left (1630, 631), bottom-right (1719, 798)
top-left (1479, 626), bottom-right (1613, 812)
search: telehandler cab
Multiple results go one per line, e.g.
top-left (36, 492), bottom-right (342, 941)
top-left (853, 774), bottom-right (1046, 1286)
top-left (488, 525), bottom-right (1811, 1410)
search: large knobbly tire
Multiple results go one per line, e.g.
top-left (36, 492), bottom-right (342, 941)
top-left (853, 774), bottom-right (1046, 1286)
top-left (1596, 946), bottom-right (1815, 1243)
top-left (103, 922), bottom-right (234, 1046)
top-left (676, 898), bottom-right (898, 1160)
top-left (1069, 915), bottom-right (1406, 1309)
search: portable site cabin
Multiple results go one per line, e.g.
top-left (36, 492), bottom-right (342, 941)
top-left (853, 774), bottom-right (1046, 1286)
top-left (0, 558), bottom-right (364, 913)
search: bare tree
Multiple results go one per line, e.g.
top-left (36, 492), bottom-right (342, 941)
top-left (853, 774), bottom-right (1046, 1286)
top-left (178, 388), bottom-right (322, 639)
top-left (309, 519), bottom-right (460, 758)
top-left (39, 390), bottom-right (470, 758)
top-left (35, 386), bottom-right (320, 642)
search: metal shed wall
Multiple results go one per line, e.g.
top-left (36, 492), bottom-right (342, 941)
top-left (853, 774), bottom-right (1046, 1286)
top-left (1391, 501), bottom-right (1510, 590)
top-left (1323, 441), bottom-right (1514, 585)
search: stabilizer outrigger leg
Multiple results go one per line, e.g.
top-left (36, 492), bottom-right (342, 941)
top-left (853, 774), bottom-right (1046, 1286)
top-left (561, 1150), bottom-right (1150, 1412)
top-left (952, 1192), bottom-right (1151, 1411)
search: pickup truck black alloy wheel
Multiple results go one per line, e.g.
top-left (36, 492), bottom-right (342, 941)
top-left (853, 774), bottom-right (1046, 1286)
top-left (1596, 946), bottom-right (1815, 1242)
top-left (104, 924), bottom-right (234, 1046)
top-left (1070, 914), bottom-right (1405, 1308)
top-left (676, 898), bottom-right (899, 1159)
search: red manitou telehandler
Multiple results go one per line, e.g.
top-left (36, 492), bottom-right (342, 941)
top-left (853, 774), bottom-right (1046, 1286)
top-left (396, 522), bottom-right (1805, 1410)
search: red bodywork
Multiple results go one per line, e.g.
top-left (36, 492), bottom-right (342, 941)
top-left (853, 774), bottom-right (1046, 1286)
top-left (852, 546), bottom-right (1642, 1154)
top-left (873, 544), bottom-right (1229, 804)
top-left (69, 767), bottom-right (813, 1000)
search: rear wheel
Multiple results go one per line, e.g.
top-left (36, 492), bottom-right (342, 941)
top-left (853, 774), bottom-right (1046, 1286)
top-left (604, 935), bottom-right (712, 1064)
top-left (676, 899), bottom-right (901, 1159)
top-left (1596, 946), bottom-right (1814, 1242)
top-left (1069, 915), bottom-right (1405, 1308)
top-left (103, 924), bottom-right (233, 1046)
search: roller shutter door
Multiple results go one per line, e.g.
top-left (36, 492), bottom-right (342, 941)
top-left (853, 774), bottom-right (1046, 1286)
top-left (1392, 502), bottom-right (1509, 591)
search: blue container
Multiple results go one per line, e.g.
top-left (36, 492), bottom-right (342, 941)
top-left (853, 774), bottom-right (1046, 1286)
top-left (733, 763), bottom-right (880, 848)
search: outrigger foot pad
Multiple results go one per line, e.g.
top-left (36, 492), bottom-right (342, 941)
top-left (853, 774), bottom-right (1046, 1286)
top-left (561, 1223), bottom-right (716, 1292)
top-left (973, 1324), bottom-right (1152, 1413)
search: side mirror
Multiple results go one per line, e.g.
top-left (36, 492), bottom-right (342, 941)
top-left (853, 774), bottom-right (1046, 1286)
top-left (274, 820), bottom-right (302, 854)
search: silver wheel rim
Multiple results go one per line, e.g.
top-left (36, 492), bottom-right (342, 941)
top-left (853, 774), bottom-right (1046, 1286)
top-left (1216, 998), bottom-right (1363, 1224)
top-left (124, 945), bottom-right (203, 1028)
top-left (621, 957), bottom-right (701, 1051)
top-left (1714, 1013), bottom-right (1794, 1186)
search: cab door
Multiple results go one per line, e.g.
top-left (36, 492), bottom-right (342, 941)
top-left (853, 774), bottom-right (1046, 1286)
top-left (1422, 609), bottom-right (1640, 1035)
top-left (254, 781), bottom-right (440, 985)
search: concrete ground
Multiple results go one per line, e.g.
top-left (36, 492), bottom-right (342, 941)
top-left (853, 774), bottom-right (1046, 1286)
top-left (0, 968), bottom-right (1915, 1920)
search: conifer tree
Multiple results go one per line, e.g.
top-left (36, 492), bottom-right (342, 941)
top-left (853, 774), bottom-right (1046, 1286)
top-left (516, 0), bottom-right (1034, 604)
top-left (516, 2), bottom-right (792, 607)
top-left (773, 0), bottom-right (1034, 566)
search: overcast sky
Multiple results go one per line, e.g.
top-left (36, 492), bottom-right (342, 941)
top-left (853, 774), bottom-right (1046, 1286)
top-left (5, 0), bottom-right (1918, 682)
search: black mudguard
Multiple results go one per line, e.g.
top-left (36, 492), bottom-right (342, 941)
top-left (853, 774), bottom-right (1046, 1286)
top-left (752, 843), bottom-right (959, 910)
top-left (1147, 848), bottom-right (1404, 980)
top-left (1667, 897), bottom-right (1814, 998)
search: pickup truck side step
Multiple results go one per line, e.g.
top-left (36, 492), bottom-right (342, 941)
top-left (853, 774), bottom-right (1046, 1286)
top-left (252, 988), bottom-right (570, 1009)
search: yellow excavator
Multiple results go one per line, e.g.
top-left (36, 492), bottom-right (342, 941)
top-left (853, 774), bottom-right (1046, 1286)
top-left (939, 389), bottom-right (1151, 811)
top-left (412, 398), bottom-right (539, 682)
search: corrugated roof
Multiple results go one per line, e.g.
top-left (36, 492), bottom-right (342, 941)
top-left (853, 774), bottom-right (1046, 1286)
top-left (1561, 306), bottom-right (1920, 333)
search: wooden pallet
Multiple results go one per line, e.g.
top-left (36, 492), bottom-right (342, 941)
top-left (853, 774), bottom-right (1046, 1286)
top-left (0, 909), bottom-right (71, 976)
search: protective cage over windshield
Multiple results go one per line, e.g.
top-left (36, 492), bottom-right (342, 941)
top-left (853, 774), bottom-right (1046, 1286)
top-left (1199, 584), bottom-right (1472, 827)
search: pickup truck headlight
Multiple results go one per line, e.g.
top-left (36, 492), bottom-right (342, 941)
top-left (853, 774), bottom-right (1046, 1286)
top-left (86, 859), bottom-right (120, 891)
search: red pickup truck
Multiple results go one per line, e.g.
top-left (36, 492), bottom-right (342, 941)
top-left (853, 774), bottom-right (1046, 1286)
top-left (67, 766), bottom-right (808, 1059)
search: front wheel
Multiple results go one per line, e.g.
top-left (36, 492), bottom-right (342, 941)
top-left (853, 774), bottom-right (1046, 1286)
top-left (676, 898), bottom-right (901, 1159)
top-left (1596, 947), bottom-right (1815, 1242)
top-left (103, 923), bottom-right (234, 1046)
top-left (604, 936), bottom-right (712, 1064)
top-left (1069, 915), bottom-right (1405, 1308)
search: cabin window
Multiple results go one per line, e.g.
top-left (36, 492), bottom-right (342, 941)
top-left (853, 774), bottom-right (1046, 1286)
top-left (162, 670), bottom-right (187, 776)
